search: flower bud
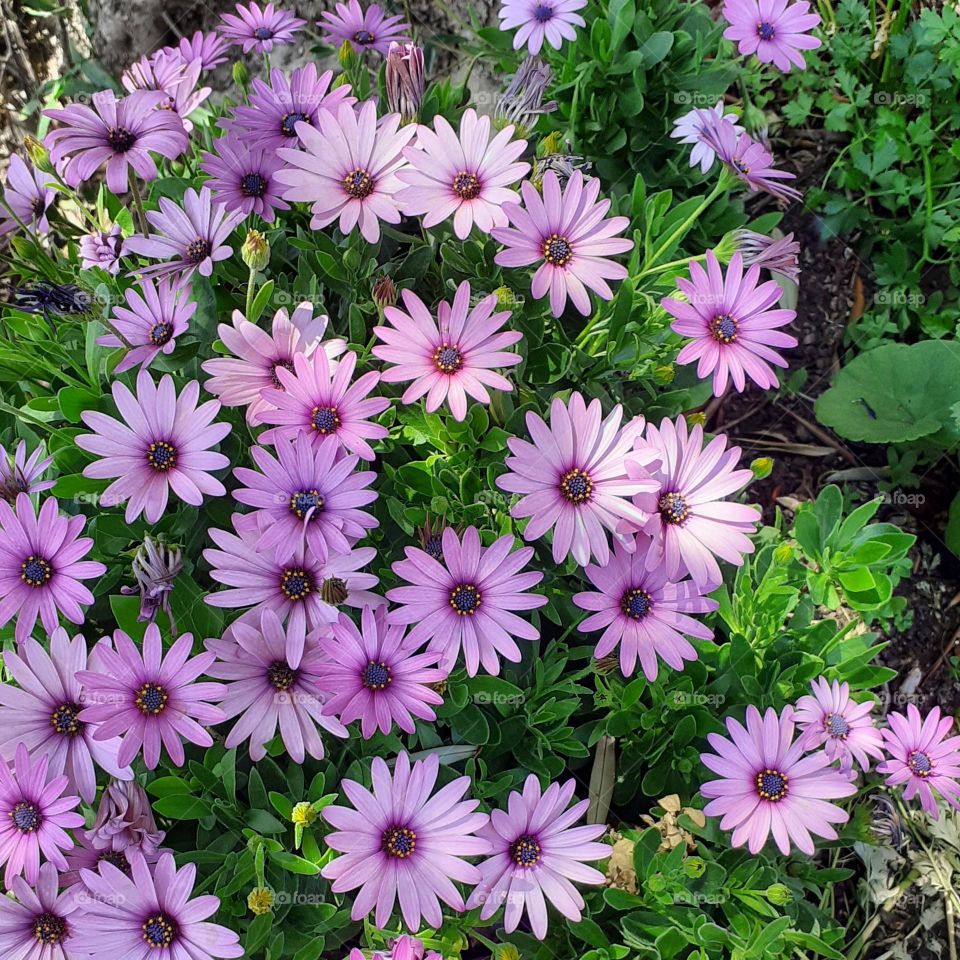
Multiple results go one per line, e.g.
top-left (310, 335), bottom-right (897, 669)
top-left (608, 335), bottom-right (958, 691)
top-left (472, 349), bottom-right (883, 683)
top-left (24, 135), bottom-right (51, 172)
top-left (372, 274), bottom-right (397, 311)
top-left (653, 364), bottom-right (675, 384)
top-left (232, 60), bottom-right (249, 91)
top-left (291, 801), bottom-right (317, 827)
top-left (687, 411), bottom-right (707, 428)
top-left (247, 886), bottom-right (274, 915)
top-left (338, 38), bottom-right (358, 71)
top-left (765, 883), bottom-right (793, 905)
top-left (242, 229), bottom-right (269, 272)
top-left (386, 41), bottom-right (425, 124)
top-left (750, 457), bottom-right (774, 479)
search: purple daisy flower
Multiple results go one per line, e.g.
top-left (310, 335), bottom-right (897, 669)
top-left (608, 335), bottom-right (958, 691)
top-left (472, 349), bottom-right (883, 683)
top-left (0, 743), bottom-right (83, 888)
top-left (0, 494), bottom-right (104, 644)
top-left (734, 229), bottom-right (801, 283)
top-left (700, 705), bottom-right (857, 855)
top-left (205, 608), bottom-right (346, 762)
top-left (224, 64), bottom-right (355, 151)
top-left (318, 0), bottom-right (411, 54)
top-left (77, 624), bottom-right (225, 770)
top-left (322, 752), bottom-right (491, 931)
top-left (176, 30), bottom-right (232, 70)
top-left (670, 100), bottom-right (744, 175)
top-left (97, 275), bottom-right (196, 373)
top-left (723, 0), bottom-right (821, 73)
top-left (121, 52), bottom-right (210, 133)
top-left (663, 250), bottom-right (798, 396)
top-left (79, 224), bottom-right (126, 275)
top-left (43, 89), bottom-right (188, 193)
top-left (275, 100), bottom-right (416, 244)
top-left (397, 109), bottom-right (529, 240)
top-left (623, 416), bottom-right (759, 589)
top-left (386, 526), bottom-right (547, 676)
top-left (373, 280), bottom-right (522, 422)
top-left (202, 304), bottom-right (345, 425)
top-left (0, 155), bottom-right (55, 237)
top-left (233, 437), bottom-right (378, 563)
top-left (496, 393), bottom-right (656, 567)
top-left (219, 2), bottom-right (306, 53)
top-left (314, 606), bottom-right (446, 739)
top-left (257, 348), bottom-right (390, 462)
top-left (0, 861), bottom-right (80, 958)
top-left (498, 0), bottom-right (587, 55)
top-left (704, 118), bottom-right (802, 203)
top-left (201, 133), bottom-right (290, 223)
top-left (0, 629), bottom-right (131, 803)
top-left (466, 775), bottom-right (608, 939)
top-left (73, 851), bottom-right (243, 958)
top-left (573, 535), bottom-right (717, 680)
top-left (878, 704), bottom-right (960, 819)
top-left (493, 171), bottom-right (633, 317)
top-left (0, 441), bottom-right (54, 503)
top-left (124, 185), bottom-right (244, 280)
top-left (77, 368), bottom-right (230, 524)
top-left (793, 677), bottom-right (884, 777)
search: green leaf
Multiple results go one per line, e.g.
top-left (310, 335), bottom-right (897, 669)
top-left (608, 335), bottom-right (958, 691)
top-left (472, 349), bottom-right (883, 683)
top-left (152, 794), bottom-right (213, 819)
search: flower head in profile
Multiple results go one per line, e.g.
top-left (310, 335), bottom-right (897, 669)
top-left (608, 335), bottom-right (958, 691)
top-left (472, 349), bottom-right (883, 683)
top-left (387, 526), bottom-right (547, 676)
top-left (662, 250), bottom-right (797, 396)
top-left (121, 51), bottom-right (210, 132)
top-left (722, 0), bottom-right (821, 73)
top-left (704, 119), bottom-right (801, 203)
top-left (878, 704), bottom-right (960, 819)
top-left (496, 57), bottom-right (558, 135)
top-left (373, 280), bottom-right (522, 421)
top-left (176, 29), bottom-right (232, 69)
top-left (119, 536), bottom-right (182, 626)
top-left (493, 170), bottom-right (633, 317)
top-left (77, 368), bottom-right (231, 523)
top-left (734, 229), bottom-right (801, 283)
top-left (498, 0), bottom-right (587, 55)
top-left (80, 224), bottom-right (126, 274)
top-left (397, 109), bottom-right (529, 239)
top-left (0, 440), bottom-right (54, 503)
top-left (322, 752), bottom-right (491, 931)
top-left (467, 775), bottom-right (608, 938)
top-left (0, 155), bottom-right (55, 237)
top-left (0, 861), bottom-right (80, 957)
top-left (219, 1), bottom-right (306, 52)
top-left (315, 607), bottom-right (446, 738)
top-left (670, 100), bottom-right (744, 175)
top-left (385, 42), bottom-right (425, 122)
top-left (201, 133), bottom-right (290, 223)
top-left (700, 705), bottom-right (857, 855)
top-left (319, 0), bottom-right (411, 54)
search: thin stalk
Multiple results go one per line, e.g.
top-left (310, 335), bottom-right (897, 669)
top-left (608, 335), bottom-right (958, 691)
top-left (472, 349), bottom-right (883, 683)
top-left (128, 169), bottom-right (149, 235)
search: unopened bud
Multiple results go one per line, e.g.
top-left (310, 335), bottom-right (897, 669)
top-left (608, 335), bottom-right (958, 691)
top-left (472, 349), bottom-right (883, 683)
top-left (751, 457), bottom-right (774, 479)
top-left (338, 38), bottom-right (358, 71)
top-left (232, 60), bottom-right (249, 91)
top-left (247, 886), bottom-right (274, 915)
top-left (24, 135), bottom-right (51, 172)
top-left (372, 274), bottom-right (397, 311)
top-left (291, 801), bottom-right (317, 827)
top-left (766, 883), bottom-right (793, 905)
top-left (385, 42), bottom-right (425, 124)
top-left (242, 229), bottom-right (269, 272)
top-left (653, 364), bottom-right (675, 384)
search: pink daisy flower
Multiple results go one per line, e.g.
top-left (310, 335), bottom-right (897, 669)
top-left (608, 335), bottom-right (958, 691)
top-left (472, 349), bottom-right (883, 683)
top-left (315, 606), bottom-right (446, 739)
top-left (734, 229), bottom-right (801, 283)
top-left (0, 861), bottom-right (80, 957)
top-left (202, 304), bottom-right (346, 425)
top-left (573, 535), bottom-right (717, 680)
top-left (257, 349), bottom-right (390, 462)
top-left (700, 705), bottom-right (857, 855)
top-left (498, 0), bottom-right (587, 55)
top-left (200, 133), bottom-right (290, 223)
top-left (77, 368), bottom-right (231, 524)
top-left (373, 280), bottom-right (522, 422)
top-left (386, 526), bottom-right (547, 676)
top-left (878, 704), bottom-right (960, 819)
top-left (0, 440), bottom-right (54, 503)
top-left (662, 250), bottom-right (797, 396)
top-left (466, 775), bottom-right (608, 939)
top-left (704, 118), bottom-right (802, 203)
top-left (496, 393), bottom-right (656, 567)
top-left (670, 100), bottom-right (744, 175)
top-left (396, 109), bottom-right (529, 240)
top-left (321, 752), bottom-right (491, 931)
top-left (722, 0), bottom-right (821, 73)
top-left (318, 0), bottom-right (411, 55)
top-left (793, 677), bottom-right (884, 777)
top-left (218, 2), bottom-right (306, 53)
top-left (121, 52), bottom-right (210, 133)
top-left (275, 100), bottom-right (416, 244)
top-left (0, 155), bottom-right (56, 237)
top-left (175, 30), bottom-right (232, 70)
top-left (493, 171), bottom-right (633, 317)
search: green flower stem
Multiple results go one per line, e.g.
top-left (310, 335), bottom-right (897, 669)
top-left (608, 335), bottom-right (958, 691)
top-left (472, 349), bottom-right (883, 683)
top-left (245, 266), bottom-right (258, 319)
top-left (128, 169), bottom-right (149, 236)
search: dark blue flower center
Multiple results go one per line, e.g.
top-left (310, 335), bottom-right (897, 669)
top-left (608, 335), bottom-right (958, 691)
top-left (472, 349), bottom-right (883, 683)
top-left (756, 20), bottom-right (776, 41)
top-left (425, 534), bottom-right (443, 561)
top-left (310, 405), bottom-right (340, 435)
top-left (290, 489), bottom-right (324, 520)
top-left (543, 233), bottom-right (573, 266)
top-left (908, 750), bottom-right (933, 777)
top-left (267, 661), bottom-right (297, 691)
top-left (362, 660), bottom-right (392, 690)
top-left (272, 358), bottom-right (295, 388)
top-left (33, 913), bottom-right (67, 944)
top-left (32, 197), bottom-right (47, 218)
top-left (21, 555), bottom-right (52, 587)
top-left (280, 568), bottom-right (314, 601)
top-left (51, 702), bottom-right (83, 736)
top-left (533, 3), bottom-right (554, 22)
top-left (620, 588), bottom-right (652, 620)
top-left (510, 835), bottom-right (541, 867)
top-left (186, 238), bottom-right (212, 264)
top-left (452, 170), bottom-right (481, 200)
top-left (659, 491), bottom-right (689, 526)
top-left (560, 467), bottom-right (592, 504)
top-left (142, 913), bottom-right (177, 948)
top-left (710, 313), bottom-right (739, 344)
top-left (756, 768), bottom-right (788, 801)
top-left (434, 343), bottom-right (463, 373)
top-left (825, 712), bottom-right (850, 738)
top-left (733, 158), bottom-right (750, 176)
top-left (99, 850), bottom-right (131, 873)
top-left (241, 172), bottom-right (267, 197)
top-left (253, 26), bottom-right (274, 40)
top-left (107, 127), bottom-right (136, 153)
top-left (343, 168), bottom-right (374, 199)
top-left (149, 321), bottom-right (174, 346)
top-left (146, 440), bottom-right (177, 472)
top-left (382, 825), bottom-right (416, 858)
top-left (353, 29), bottom-right (375, 45)
top-left (135, 682), bottom-right (168, 716)
top-left (449, 583), bottom-right (481, 615)
top-left (11, 800), bottom-right (41, 832)
top-left (281, 112), bottom-right (311, 137)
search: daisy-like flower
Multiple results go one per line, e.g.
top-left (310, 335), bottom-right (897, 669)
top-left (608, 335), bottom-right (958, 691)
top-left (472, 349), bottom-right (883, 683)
top-left (0, 494), bottom-right (104, 644)
top-left (573, 536), bottom-right (717, 680)
top-left (43, 89), bottom-right (188, 193)
top-left (314, 606), bottom-right (446, 738)
top-left (258, 349), bottom-right (390, 462)
top-left (0, 743), bottom-right (83, 888)
top-left (322, 752), bottom-right (491, 931)
top-left (275, 100), bottom-right (416, 244)
top-left (498, 0), bottom-right (587, 55)
top-left (0, 861), bottom-right (80, 957)
top-left (733, 229), bottom-right (801, 283)
top-left (722, 0), bottom-right (821, 72)
top-left (496, 393), bottom-right (656, 567)
top-left (700, 705), bottom-right (857, 855)
top-left (80, 224), bottom-right (126, 275)
top-left (233, 438), bottom-right (378, 563)
top-left (73, 851), bottom-right (243, 959)
top-left (318, 0), bottom-right (410, 54)
top-left (386, 526), bottom-right (547, 676)
top-left (0, 629), bottom-right (131, 803)
top-left (373, 280), bottom-right (522, 422)
top-left (0, 155), bottom-right (55, 237)
top-left (76, 368), bottom-right (230, 524)
top-left (176, 29), bottom-right (232, 70)
top-left (493, 171), bottom-right (633, 317)
top-left (466, 775), bottom-right (608, 939)
top-left (0, 440), bottom-right (54, 503)
top-left (703, 118), bottom-right (802, 203)
top-left (670, 100), bottom-right (744, 175)
top-left (793, 677), bottom-right (884, 777)
top-left (97, 275), bottom-right (196, 373)
top-left (878, 704), bottom-right (960, 819)
top-left (124, 186), bottom-right (244, 280)
top-left (202, 304), bottom-right (346, 425)
top-left (662, 250), bottom-right (798, 396)
top-left (397, 109), bottom-right (529, 240)
top-left (219, 1), bottom-right (306, 52)
top-left (201, 133), bottom-right (290, 223)
top-left (121, 52), bottom-right (210, 133)
top-left (77, 624), bottom-right (225, 770)
top-left (350, 937), bottom-right (440, 960)
top-left (624, 416), bottom-right (759, 588)
top-left (224, 64), bottom-right (355, 151)
top-left (205, 609), bottom-right (347, 762)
